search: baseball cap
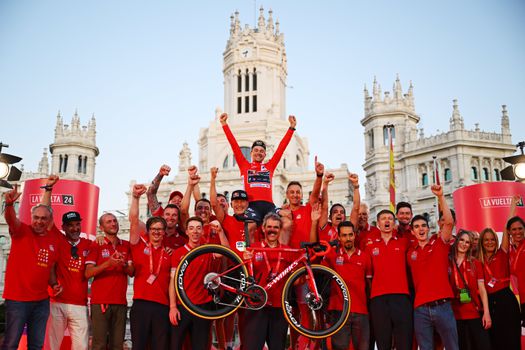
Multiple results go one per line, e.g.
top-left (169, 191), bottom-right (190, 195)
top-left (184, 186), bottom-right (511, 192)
top-left (251, 140), bottom-right (266, 150)
top-left (62, 211), bottom-right (82, 223)
top-left (231, 190), bottom-right (248, 201)
top-left (169, 191), bottom-right (184, 201)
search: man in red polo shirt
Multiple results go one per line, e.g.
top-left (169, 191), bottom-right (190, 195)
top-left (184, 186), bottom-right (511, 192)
top-left (85, 213), bottom-right (134, 350)
top-left (323, 220), bottom-right (372, 350)
top-left (2, 184), bottom-right (60, 350)
top-left (220, 112), bottom-right (297, 219)
top-left (355, 203), bottom-right (381, 251)
top-left (408, 185), bottom-right (458, 350)
top-left (366, 209), bottom-right (412, 350)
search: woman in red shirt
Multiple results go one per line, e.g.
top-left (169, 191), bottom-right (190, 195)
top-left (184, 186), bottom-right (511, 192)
top-left (478, 227), bottom-right (521, 350)
top-left (449, 230), bottom-right (491, 350)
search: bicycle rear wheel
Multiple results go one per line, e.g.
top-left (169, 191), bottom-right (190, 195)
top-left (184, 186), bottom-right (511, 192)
top-left (175, 244), bottom-right (249, 319)
top-left (281, 264), bottom-right (350, 338)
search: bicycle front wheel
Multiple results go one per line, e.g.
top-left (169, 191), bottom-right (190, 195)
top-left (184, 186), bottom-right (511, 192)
top-left (281, 264), bottom-right (350, 338)
top-left (175, 244), bottom-right (249, 320)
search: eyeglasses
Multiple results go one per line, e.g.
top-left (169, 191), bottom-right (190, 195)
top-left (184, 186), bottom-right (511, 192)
top-left (149, 228), bottom-right (165, 233)
top-left (71, 245), bottom-right (79, 259)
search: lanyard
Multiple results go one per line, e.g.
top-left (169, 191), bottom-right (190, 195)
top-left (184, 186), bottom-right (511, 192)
top-left (104, 237), bottom-right (120, 255)
top-left (485, 253), bottom-right (510, 283)
top-left (261, 241), bottom-right (282, 275)
top-left (453, 260), bottom-right (469, 289)
top-left (512, 241), bottom-right (525, 273)
top-left (149, 243), bottom-right (165, 276)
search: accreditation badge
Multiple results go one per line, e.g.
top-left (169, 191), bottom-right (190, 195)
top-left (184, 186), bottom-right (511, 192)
top-left (410, 251), bottom-right (418, 261)
top-left (146, 274), bottom-right (157, 285)
top-left (336, 256), bottom-right (344, 265)
top-left (236, 241), bottom-right (246, 252)
top-left (372, 247), bottom-right (380, 256)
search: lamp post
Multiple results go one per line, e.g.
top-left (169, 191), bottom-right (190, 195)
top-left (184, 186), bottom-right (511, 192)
top-left (0, 142), bottom-right (22, 189)
top-left (501, 141), bottom-right (525, 183)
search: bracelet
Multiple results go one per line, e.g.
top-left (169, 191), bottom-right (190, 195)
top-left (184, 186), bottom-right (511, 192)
top-left (289, 127), bottom-right (296, 131)
top-left (316, 173), bottom-right (323, 178)
top-left (41, 185), bottom-right (53, 191)
top-left (353, 185), bottom-right (360, 189)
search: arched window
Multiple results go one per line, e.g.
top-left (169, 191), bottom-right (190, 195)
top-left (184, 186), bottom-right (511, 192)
top-left (421, 173), bottom-right (428, 187)
top-left (296, 154), bottom-right (301, 166)
top-left (444, 168), bottom-right (452, 182)
top-left (237, 70), bottom-right (242, 93)
top-left (223, 155), bottom-right (229, 169)
top-left (83, 156), bottom-right (87, 174)
top-left (59, 155), bottom-right (63, 173)
top-left (62, 155), bottom-right (68, 173)
top-left (482, 168), bottom-right (489, 181)
top-left (283, 158), bottom-right (287, 169)
top-left (77, 156), bottom-right (82, 173)
top-left (253, 68), bottom-right (257, 91)
top-left (245, 69), bottom-right (250, 92)
top-left (237, 97), bottom-right (242, 114)
top-left (493, 169), bottom-right (501, 181)
top-left (383, 126), bottom-right (395, 146)
top-left (471, 167), bottom-right (478, 180)
top-left (252, 95), bottom-right (257, 112)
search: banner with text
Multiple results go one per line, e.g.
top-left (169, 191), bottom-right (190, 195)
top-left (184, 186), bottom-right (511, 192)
top-left (19, 178), bottom-right (100, 238)
top-left (453, 182), bottom-right (525, 232)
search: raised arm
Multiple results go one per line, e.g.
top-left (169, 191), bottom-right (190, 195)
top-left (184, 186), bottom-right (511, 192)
top-left (209, 167), bottom-right (225, 223)
top-left (309, 156), bottom-right (324, 206)
top-left (501, 194), bottom-right (521, 252)
top-left (146, 165), bottom-right (170, 214)
top-left (267, 115), bottom-right (297, 169)
top-left (348, 173), bottom-right (360, 228)
top-left (432, 185), bottom-right (453, 242)
top-left (129, 184), bottom-right (147, 245)
top-left (319, 173), bottom-right (335, 229)
top-left (220, 113), bottom-right (249, 169)
top-left (180, 166), bottom-right (200, 230)
top-left (40, 174), bottom-right (59, 207)
top-left (3, 185), bottom-right (22, 233)
top-left (310, 202), bottom-right (322, 242)
top-left (210, 220), bottom-right (230, 249)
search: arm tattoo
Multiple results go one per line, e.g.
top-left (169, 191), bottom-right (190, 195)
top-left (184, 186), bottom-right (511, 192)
top-left (147, 173), bottom-right (164, 212)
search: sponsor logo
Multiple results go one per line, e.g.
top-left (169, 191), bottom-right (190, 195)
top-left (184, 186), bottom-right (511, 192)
top-left (30, 194), bottom-right (74, 206)
top-left (479, 196), bottom-right (523, 208)
top-left (284, 301), bottom-right (301, 327)
top-left (266, 260), bottom-right (300, 290)
top-left (177, 260), bottom-right (189, 290)
top-left (333, 274), bottom-right (349, 301)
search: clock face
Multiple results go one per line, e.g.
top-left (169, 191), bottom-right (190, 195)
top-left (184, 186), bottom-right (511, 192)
top-left (241, 48), bottom-right (251, 58)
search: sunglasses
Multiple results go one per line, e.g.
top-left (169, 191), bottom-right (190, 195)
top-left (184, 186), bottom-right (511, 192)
top-left (71, 245), bottom-right (79, 259)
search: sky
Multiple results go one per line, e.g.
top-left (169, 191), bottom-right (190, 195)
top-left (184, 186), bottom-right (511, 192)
top-left (0, 0), bottom-right (524, 213)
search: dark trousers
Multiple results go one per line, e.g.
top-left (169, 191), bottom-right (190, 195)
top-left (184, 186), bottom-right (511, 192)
top-left (2, 299), bottom-right (49, 350)
top-left (240, 307), bottom-right (289, 350)
top-left (171, 305), bottom-right (212, 350)
top-left (369, 294), bottom-right (413, 350)
top-left (90, 303), bottom-right (127, 350)
top-left (487, 287), bottom-right (520, 350)
top-left (248, 201), bottom-right (276, 222)
top-left (130, 299), bottom-right (169, 350)
top-left (456, 317), bottom-right (491, 350)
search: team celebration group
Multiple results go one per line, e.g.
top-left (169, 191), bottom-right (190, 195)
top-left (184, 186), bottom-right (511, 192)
top-left (2, 113), bottom-right (525, 350)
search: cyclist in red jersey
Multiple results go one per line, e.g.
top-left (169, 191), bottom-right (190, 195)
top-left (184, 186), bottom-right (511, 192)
top-left (220, 112), bottom-right (297, 219)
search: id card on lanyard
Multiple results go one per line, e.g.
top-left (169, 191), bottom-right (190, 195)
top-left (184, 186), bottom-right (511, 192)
top-left (147, 243), bottom-right (165, 285)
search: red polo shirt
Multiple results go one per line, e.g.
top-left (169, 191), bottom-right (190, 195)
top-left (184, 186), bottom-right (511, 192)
top-left (319, 222), bottom-right (338, 242)
top-left (85, 237), bottom-right (131, 305)
top-left (172, 245), bottom-right (212, 305)
top-left (407, 237), bottom-right (454, 308)
top-left (289, 203), bottom-right (312, 249)
top-left (323, 248), bottom-right (371, 314)
top-left (3, 223), bottom-right (60, 301)
top-left (164, 232), bottom-right (187, 250)
top-left (357, 224), bottom-right (381, 251)
top-left (222, 214), bottom-right (247, 257)
top-left (509, 241), bottom-right (525, 302)
top-left (131, 240), bottom-right (172, 305)
top-left (450, 258), bottom-right (484, 320)
top-left (482, 249), bottom-right (510, 294)
top-left (52, 235), bottom-right (91, 306)
top-left (366, 235), bottom-right (409, 298)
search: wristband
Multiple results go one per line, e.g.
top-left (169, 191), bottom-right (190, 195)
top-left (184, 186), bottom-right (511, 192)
top-left (4, 202), bottom-right (14, 207)
top-left (316, 173), bottom-right (323, 178)
top-left (40, 185), bottom-right (53, 191)
top-left (353, 185), bottom-right (360, 189)
top-left (289, 127), bottom-right (296, 131)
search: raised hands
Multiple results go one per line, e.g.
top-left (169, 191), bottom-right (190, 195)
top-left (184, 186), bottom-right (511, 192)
top-left (46, 174), bottom-right (59, 188)
top-left (348, 173), bottom-right (359, 187)
top-left (132, 184), bottom-right (147, 198)
top-left (3, 184), bottom-right (21, 205)
top-left (220, 113), bottom-right (228, 126)
top-left (430, 184), bottom-right (443, 197)
top-left (314, 156), bottom-right (325, 177)
top-left (187, 165), bottom-right (200, 185)
top-left (210, 167), bottom-right (219, 180)
top-left (288, 115), bottom-right (297, 128)
top-left (159, 164), bottom-right (171, 177)
top-left (324, 172), bottom-right (335, 185)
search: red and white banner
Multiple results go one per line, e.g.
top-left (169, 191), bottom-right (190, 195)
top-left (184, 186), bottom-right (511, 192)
top-left (18, 178), bottom-right (100, 239)
top-left (453, 182), bottom-right (525, 233)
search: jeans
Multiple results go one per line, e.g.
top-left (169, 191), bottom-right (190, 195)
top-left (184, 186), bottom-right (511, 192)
top-left (2, 299), bottom-right (50, 350)
top-left (414, 301), bottom-right (458, 350)
top-left (330, 311), bottom-right (370, 350)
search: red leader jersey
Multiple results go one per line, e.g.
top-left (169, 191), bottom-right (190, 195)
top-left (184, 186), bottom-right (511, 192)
top-left (509, 241), bottom-right (525, 302)
top-left (251, 241), bottom-right (293, 307)
top-left (482, 249), bottom-right (511, 294)
top-left (3, 223), bottom-right (60, 301)
top-left (223, 123), bottom-right (294, 203)
top-left (323, 248), bottom-right (372, 314)
top-left (85, 237), bottom-right (132, 305)
top-left (357, 224), bottom-right (381, 251)
top-left (449, 258), bottom-right (484, 320)
top-left (366, 235), bottom-right (410, 299)
top-left (222, 214), bottom-right (248, 257)
top-left (131, 239), bottom-right (172, 305)
top-left (289, 203), bottom-right (312, 249)
top-left (407, 237), bottom-right (454, 308)
top-left (51, 235), bottom-right (91, 306)
top-left (172, 244), bottom-right (213, 305)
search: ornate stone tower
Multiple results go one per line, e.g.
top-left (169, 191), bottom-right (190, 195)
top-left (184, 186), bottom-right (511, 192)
top-left (49, 110), bottom-right (99, 184)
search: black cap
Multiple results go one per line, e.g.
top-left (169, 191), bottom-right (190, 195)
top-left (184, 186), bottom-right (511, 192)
top-left (62, 211), bottom-right (82, 223)
top-left (251, 140), bottom-right (266, 150)
top-left (231, 190), bottom-right (248, 201)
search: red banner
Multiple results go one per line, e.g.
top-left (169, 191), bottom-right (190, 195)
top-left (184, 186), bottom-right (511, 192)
top-left (18, 178), bottom-right (100, 239)
top-left (453, 182), bottom-right (525, 233)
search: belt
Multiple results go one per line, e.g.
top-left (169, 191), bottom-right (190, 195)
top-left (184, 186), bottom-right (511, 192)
top-left (422, 298), bottom-right (449, 307)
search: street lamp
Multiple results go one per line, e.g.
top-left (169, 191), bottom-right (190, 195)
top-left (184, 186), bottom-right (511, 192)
top-left (0, 142), bottom-right (23, 189)
top-left (501, 141), bottom-right (525, 183)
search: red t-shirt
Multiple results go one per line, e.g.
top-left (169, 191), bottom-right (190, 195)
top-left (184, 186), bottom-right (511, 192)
top-left (222, 214), bottom-right (248, 257)
top-left (164, 232), bottom-right (188, 250)
top-left (318, 222), bottom-right (338, 242)
top-left (357, 224), bottom-right (381, 251)
top-left (509, 241), bottom-right (525, 302)
top-left (85, 237), bottom-right (131, 305)
top-left (3, 223), bottom-right (60, 301)
top-left (289, 203), bottom-right (312, 249)
top-left (223, 124), bottom-right (294, 203)
top-left (131, 240), bottom-right (172, 305)
top-left (366, 235), bottom-right (410, 298)
top-left (251, 241), bottom-right (293, 307)
top-left (172, 245), bottom-right (213, 305)
top-left (449, 258), bottom-right (484, 320)
top-left (407, 237), bottom-right (454, 308)
top-left (482, 249), bottom-right (510, 294)
top-left (200, 224), bottom-right (221, 245)
top-left (52, 235), bottom-right (91, 306)
top-left (323, 248), bottom-right (372, 314)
